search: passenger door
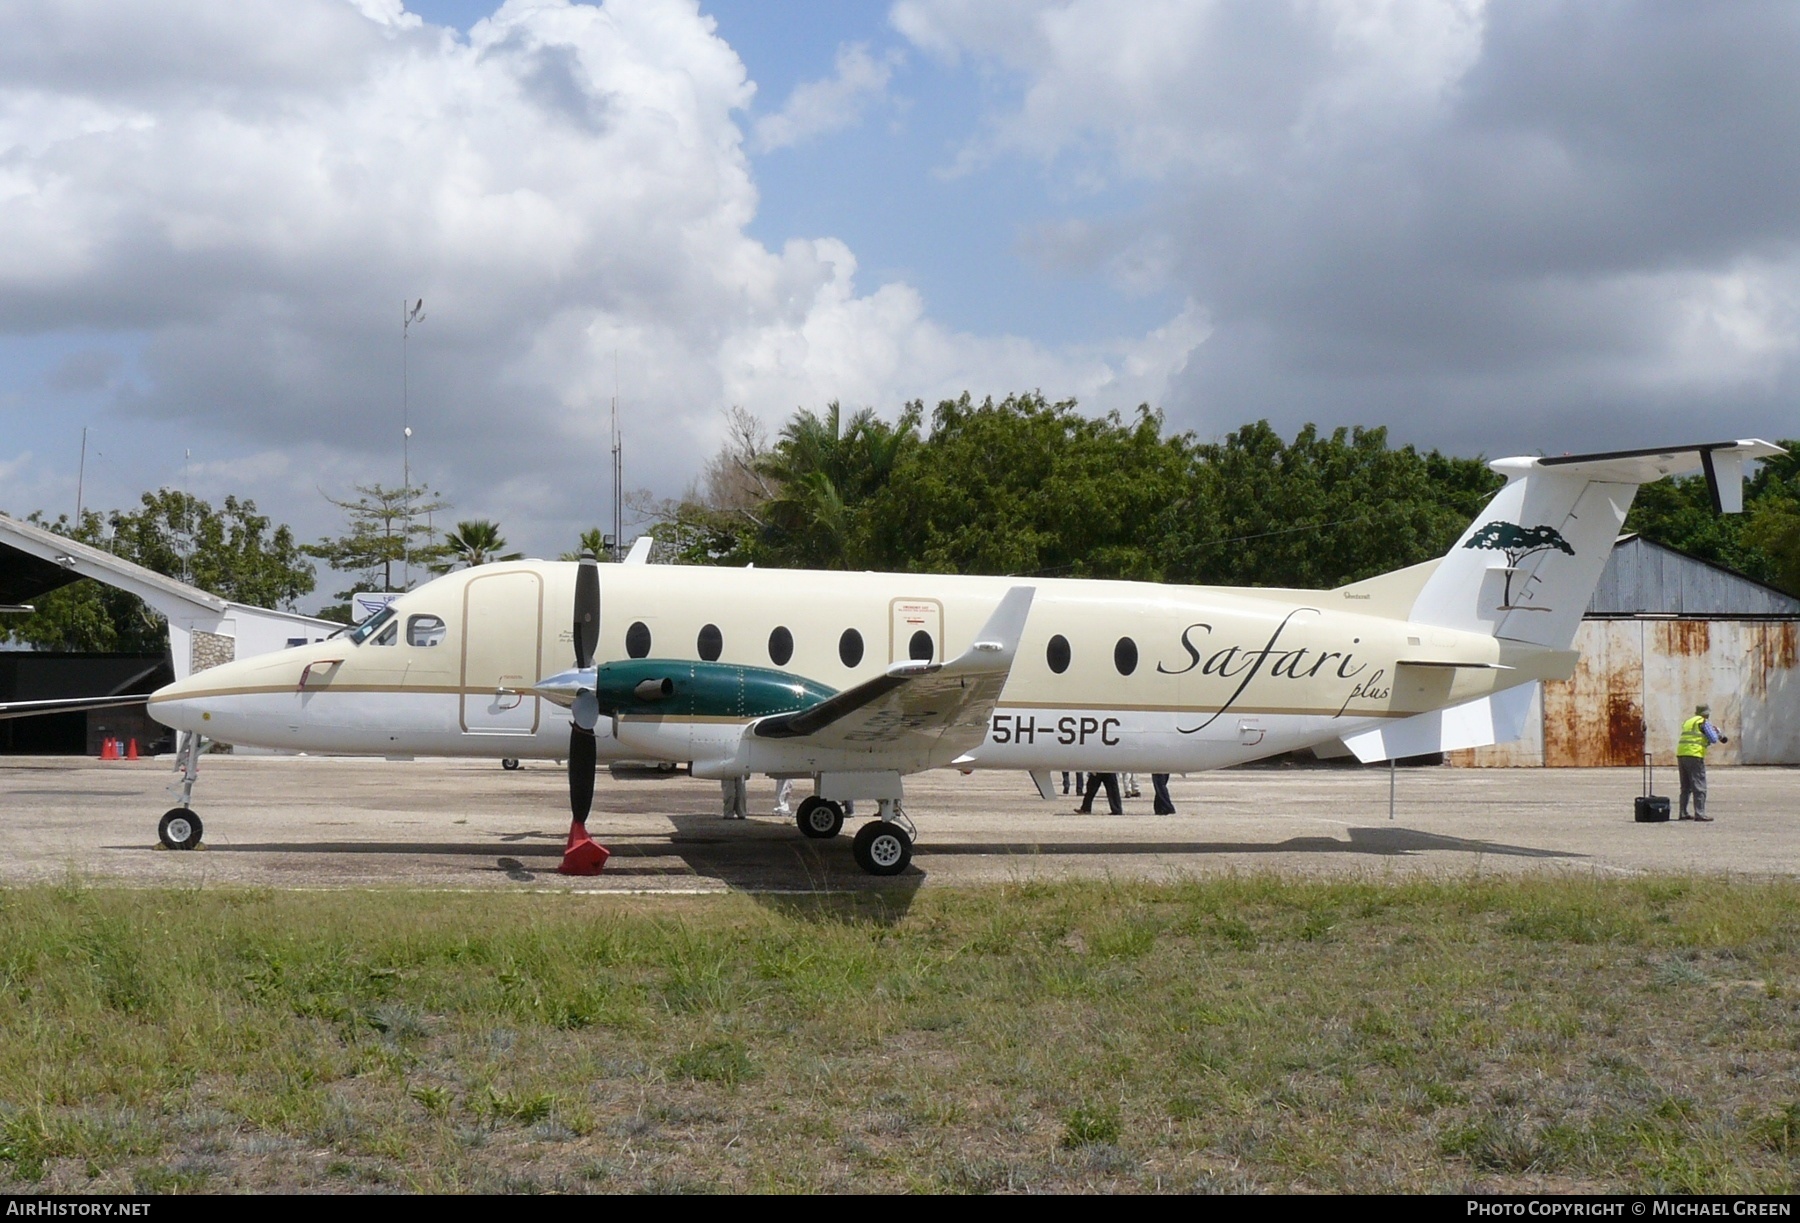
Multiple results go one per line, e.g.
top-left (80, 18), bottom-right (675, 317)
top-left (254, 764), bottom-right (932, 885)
top-left (460, 570), bottom-right (543, 736)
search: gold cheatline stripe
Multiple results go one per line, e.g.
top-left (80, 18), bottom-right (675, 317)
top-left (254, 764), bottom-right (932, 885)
top-left (150, 685), bottom-right (1418, 720)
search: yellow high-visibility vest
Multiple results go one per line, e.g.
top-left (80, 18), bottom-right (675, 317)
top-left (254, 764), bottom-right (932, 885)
top-left (1677, 715), bottom-right (1709, 759)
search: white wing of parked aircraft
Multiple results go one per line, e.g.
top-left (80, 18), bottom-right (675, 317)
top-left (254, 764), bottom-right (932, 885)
top-left (145, 438), bottom-right (1785, 875)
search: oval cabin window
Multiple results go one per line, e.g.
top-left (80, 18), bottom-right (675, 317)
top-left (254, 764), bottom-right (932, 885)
top-left (1114, 636), bottom-right (1138, 676)
top-left (908, 629), bottom-right (934, 661)
top-left (1046, 634), bottom-right (1071, 674)
top-left (839, 628), bottom-right (864, 668)
top-left (768, 626), bottom-right (794, 667)
top-left (625, 621), bottom-right (652, 659)
top-left (697, 623), bottom-right (722, 662)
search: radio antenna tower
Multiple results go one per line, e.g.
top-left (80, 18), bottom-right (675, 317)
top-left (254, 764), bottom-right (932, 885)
top-left (610, 352), bottom-right (623, 562)
top-left (402, 297), bottom-right (425, 587)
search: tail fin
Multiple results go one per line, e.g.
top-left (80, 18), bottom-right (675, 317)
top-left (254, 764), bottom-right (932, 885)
top-left (1409, 439), bottom-right (1784, 649)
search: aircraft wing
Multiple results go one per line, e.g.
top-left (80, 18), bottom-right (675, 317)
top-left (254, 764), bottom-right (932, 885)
top-left (0, 695), bottom-right (151, 722)
top-left (750, 586), bottom-right (1034, 765)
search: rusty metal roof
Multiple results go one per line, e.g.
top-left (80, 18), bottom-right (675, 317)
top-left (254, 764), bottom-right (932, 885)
top-left (1587, 534), bottom-right (1800, 618)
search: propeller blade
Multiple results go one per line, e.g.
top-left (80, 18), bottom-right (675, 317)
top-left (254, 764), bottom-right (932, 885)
top-left (569, 726), bottom-right (596, 825)
top-left (574, 554), bottom-right (600, 669)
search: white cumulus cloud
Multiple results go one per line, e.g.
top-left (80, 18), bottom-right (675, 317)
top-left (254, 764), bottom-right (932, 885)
top-left (752, 42), bottom-right (903, 153)
top-left (891, 0), bottom-right (1800, 453)
top-left (0, 0), bottom-right (1201, 565)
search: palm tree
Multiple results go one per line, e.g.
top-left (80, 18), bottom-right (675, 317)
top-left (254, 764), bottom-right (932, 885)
top-left (756, 401), bottom-right (918, 568)
top-left (559, 527), bottom-right (608, 562)
top-left (442, 519), bottom-right (523, 569)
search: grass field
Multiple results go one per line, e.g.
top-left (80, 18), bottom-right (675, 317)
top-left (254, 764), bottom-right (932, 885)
top-left (1, 875), bottom-right (1797, 1193)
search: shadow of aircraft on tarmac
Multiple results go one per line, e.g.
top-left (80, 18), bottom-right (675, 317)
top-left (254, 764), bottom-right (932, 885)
top-left (116, 819), bottom-right (1572, 918)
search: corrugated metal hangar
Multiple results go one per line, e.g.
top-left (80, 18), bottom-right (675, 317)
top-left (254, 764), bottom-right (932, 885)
top-left (1453, 535), bottom-right (1800, 767)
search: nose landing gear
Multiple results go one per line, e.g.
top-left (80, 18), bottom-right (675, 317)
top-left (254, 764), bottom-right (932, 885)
top-left (157, 732), bottom-right (206, 850)
top-left (158, 807), bottom-right (203, 851)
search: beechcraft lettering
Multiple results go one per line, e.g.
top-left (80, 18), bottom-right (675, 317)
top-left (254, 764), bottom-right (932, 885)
top-left (136, 440), bottom-right (1784, 876)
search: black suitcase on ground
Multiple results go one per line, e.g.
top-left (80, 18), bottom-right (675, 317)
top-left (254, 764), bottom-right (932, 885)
top-left (1635, 754), bottom-right (1670, 823)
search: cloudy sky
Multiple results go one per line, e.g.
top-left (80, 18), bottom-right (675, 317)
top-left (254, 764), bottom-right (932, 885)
top-left (3, 0), bottom-right (1797, 595)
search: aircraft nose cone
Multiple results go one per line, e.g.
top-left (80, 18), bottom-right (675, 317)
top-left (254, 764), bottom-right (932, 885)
top-left (147, 678), bottom-right (204, 733)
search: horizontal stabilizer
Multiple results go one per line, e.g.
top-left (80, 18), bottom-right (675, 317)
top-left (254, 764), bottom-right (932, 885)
top-left (1410, 439), bottom-right (1786, 650)
top-left (1340, 682), bottom-right (1537, 763)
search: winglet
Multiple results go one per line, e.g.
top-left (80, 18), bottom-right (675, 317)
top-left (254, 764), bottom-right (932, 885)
top-left (960, 586), bottom-right (1035, 666)
top-left (623, 536), bottom-right (654, 565)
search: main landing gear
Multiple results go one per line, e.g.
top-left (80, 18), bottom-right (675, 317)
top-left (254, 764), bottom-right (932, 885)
top-left (158, 731), bottom-right (205, 851)
top-left (795, 795), bottom-right (844, 839)
top-left (794, 793), bottom-right (912, 874)
top-left (850, 801), bottom-right (914, 877)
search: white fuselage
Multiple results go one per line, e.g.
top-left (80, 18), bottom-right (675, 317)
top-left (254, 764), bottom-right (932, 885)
top-left (147, 560), bottom-right (1570, 775)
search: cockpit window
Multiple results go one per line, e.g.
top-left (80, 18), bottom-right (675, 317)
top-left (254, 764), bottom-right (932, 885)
top-left (349, 605), bottom-right (397, 646)
top-left (373, 621), bottom-right (398, 646)
top-left (407, 615), bottom-right (446, 648)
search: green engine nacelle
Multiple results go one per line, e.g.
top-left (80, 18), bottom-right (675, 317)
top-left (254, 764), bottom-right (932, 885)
top-left (591, 659), bottom-right (836, 721)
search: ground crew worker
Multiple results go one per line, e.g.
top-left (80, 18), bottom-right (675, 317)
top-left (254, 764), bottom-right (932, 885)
top-left (1676, 703), bottom-right (1728, 822)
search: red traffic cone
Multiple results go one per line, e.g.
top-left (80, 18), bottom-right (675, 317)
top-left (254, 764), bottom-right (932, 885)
top-left (558, 822), bottom-right (609, 875)
top-left (100, 737), bottom-right (118, 761)
top-left (126, 738), bottom-right (139, 761)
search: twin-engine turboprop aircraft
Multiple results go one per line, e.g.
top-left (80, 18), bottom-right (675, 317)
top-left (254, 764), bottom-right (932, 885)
top-left (146, 440), bottom-right (1782, 875)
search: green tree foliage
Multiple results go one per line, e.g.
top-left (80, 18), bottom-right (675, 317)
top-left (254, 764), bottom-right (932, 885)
top-left (303, 482), bottom-right (452, 616)
top-left (1167, 422), bottom-right (1501, 589)
top-left (649, 396), bottom-right (1500, 589)
top-left (560, 528), bottom-right (610, 562)
top-left (438, 519), bottom-right (522, 570)
top-left (754, 400), bottom-right (920, 570)
top-left (870, 392), bottom-right (1188, 579)
top-left (1622, 441), bottom-right (1800, 594)
top-left (3, 494), bottom-right (315, 652)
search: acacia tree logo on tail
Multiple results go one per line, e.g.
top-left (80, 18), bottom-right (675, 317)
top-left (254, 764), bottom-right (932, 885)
top-left (1463, 522), bottom-right (1574, 609)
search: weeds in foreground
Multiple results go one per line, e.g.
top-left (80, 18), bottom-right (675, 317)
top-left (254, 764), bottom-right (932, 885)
top-left (0, 876), bottom-right (1796, 1192)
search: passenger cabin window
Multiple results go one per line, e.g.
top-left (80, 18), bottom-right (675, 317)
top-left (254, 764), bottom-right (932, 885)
top-left (626, 621), bottom-right (652, 659)
top-left (1114, 636), bottom-right (1138, 676)
top-left (1046, 634), bottom-right (1071, 674)
top-left (908, 630), bottom-right (933, 661)
top-left (349, 605), bottom-right (397, 646)
top-left (768, 626), bottom-right (794, 667)
top-left (373, 621), bottom-right (398, 647)
top-left (407, 615), bottom-right (446, 648)
top-left (839, 628), bottom-right (864, 668)
top-left (697, 623), bottom-right (723, 662)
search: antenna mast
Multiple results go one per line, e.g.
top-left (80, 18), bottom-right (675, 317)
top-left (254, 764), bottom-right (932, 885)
top-left (75, 427), bottom-right (87, 524)
top-left (610, 355), bottom-right (624, 562)
top-left (401, 298), bottom-right (425, 588)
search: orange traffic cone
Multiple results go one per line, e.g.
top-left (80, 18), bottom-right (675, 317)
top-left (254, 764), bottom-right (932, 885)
top-left (99, 737), bottom-right (118, 761)
top-left (558, 822), bottom-right (610, 875)
top-left (126, 739), bottom-right (139, 761)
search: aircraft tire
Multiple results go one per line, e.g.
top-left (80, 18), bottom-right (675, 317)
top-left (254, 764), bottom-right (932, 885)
top-left (796, 796), bottom-right (843, 839)
top-left (852, 820), bottom-right (912, 876)
top-left (501, 758), bottom-right (521, 771)
top-left (158, 807), bottom-right (203, 851)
